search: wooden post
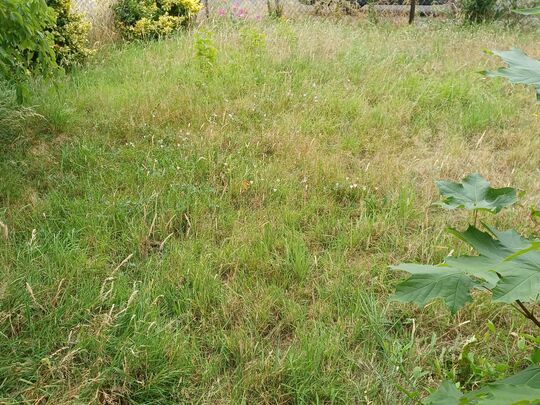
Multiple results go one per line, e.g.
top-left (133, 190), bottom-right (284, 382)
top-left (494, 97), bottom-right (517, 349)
top-left (408, 0), bottom-right (416, 23)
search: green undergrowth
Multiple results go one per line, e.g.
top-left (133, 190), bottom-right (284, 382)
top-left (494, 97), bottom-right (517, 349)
top-left (1, 18), bottom-right (539, 403)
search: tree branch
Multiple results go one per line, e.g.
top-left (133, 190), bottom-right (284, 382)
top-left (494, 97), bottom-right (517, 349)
top-left (515, 300), bottom-right (540, 329)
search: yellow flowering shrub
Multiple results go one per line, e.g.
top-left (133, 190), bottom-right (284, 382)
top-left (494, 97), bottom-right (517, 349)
top-left (114, 0), bottom-right (201, 40)
top-left (47, 0), bottom-right (92, 69)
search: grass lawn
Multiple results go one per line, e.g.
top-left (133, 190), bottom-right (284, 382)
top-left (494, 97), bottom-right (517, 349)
top-left (1, 17), bottom-right (540, 404)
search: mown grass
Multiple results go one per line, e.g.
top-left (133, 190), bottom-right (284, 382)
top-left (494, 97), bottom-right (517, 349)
top-left (1, 17), bottom-right (540, 404)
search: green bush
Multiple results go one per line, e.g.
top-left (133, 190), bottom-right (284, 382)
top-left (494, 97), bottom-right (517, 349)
top-left (0, 0), bottom-right (56, 82)
top-left (458, 0), bottom-right (498, 22)
top-left (0, 0), bottom-right (91, 103)
top-left (46, 0), bottom-right (92, 69)
top-left (114, 0), bottom-right (202, 40)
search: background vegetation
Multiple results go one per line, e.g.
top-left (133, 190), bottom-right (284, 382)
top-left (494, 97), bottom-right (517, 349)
top-left (1, 18), bottom-right (539, 403)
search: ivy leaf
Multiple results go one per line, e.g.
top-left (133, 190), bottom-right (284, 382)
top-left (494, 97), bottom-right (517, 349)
top-left (484, 48), bottom-right (540, 100)
top-left (390, 264), bottom-right (478, 314)
top-left (435, 173), bottom-right (517, 213)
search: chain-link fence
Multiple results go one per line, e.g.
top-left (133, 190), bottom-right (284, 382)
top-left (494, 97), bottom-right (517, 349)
top-left (73, 0), bottom-right (451, 38)
top-left (199, 0), bottom-right (314, 19)
top-left (199, 0), bottom-right (452, 20)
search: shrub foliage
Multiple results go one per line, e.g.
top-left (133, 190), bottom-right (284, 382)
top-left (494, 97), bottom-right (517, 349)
top-left (0, 0), bottom-right (56, 81)
top-left (46, 0), bottom-right (92, 69)
top-left (114, 0), bottom-right (202, 40)
top-left (458, 0), bottom-right (498, 22)
top-left (0, 0), bottom-right (91, 102)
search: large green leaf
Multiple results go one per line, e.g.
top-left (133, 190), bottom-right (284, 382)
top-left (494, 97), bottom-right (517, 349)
top-left (506, 241), bottom-right (540, 261)
top-left (444, 255), bottom-right (499, 287)
top-left (391, 226), bottom-right (540, 313)
top-left (448, 225), bottom-right (530, 260)
top-left (423, 381), bottom-right (463, 405)
top-left (424, 366), bottom-right (540, 405)
top-left (513, 7), bottom-right (540, 15)
top-left (484, 48), bottom-right (540, 100)
top-left (450, 225), bottom-right (540, 303)
top-left (501, 365), bottom-right (540, 386)
top-left (492, 255), bottom-right (540, 303)
top-left (390, 264), bottom-right (479, 314)
top-left (435, 173), bottom-right (517, 213)
top-left (467, 383), bottom-right (540, 404)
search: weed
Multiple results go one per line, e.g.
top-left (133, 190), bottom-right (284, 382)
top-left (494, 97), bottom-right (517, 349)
top-left (194, 29), bottom-right (218, 68)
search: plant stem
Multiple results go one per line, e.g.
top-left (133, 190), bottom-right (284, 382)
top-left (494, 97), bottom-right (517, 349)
top-left (515, 300), bottom-right (540, 329)
top-left (473, 210), bottom-right (478, 227)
